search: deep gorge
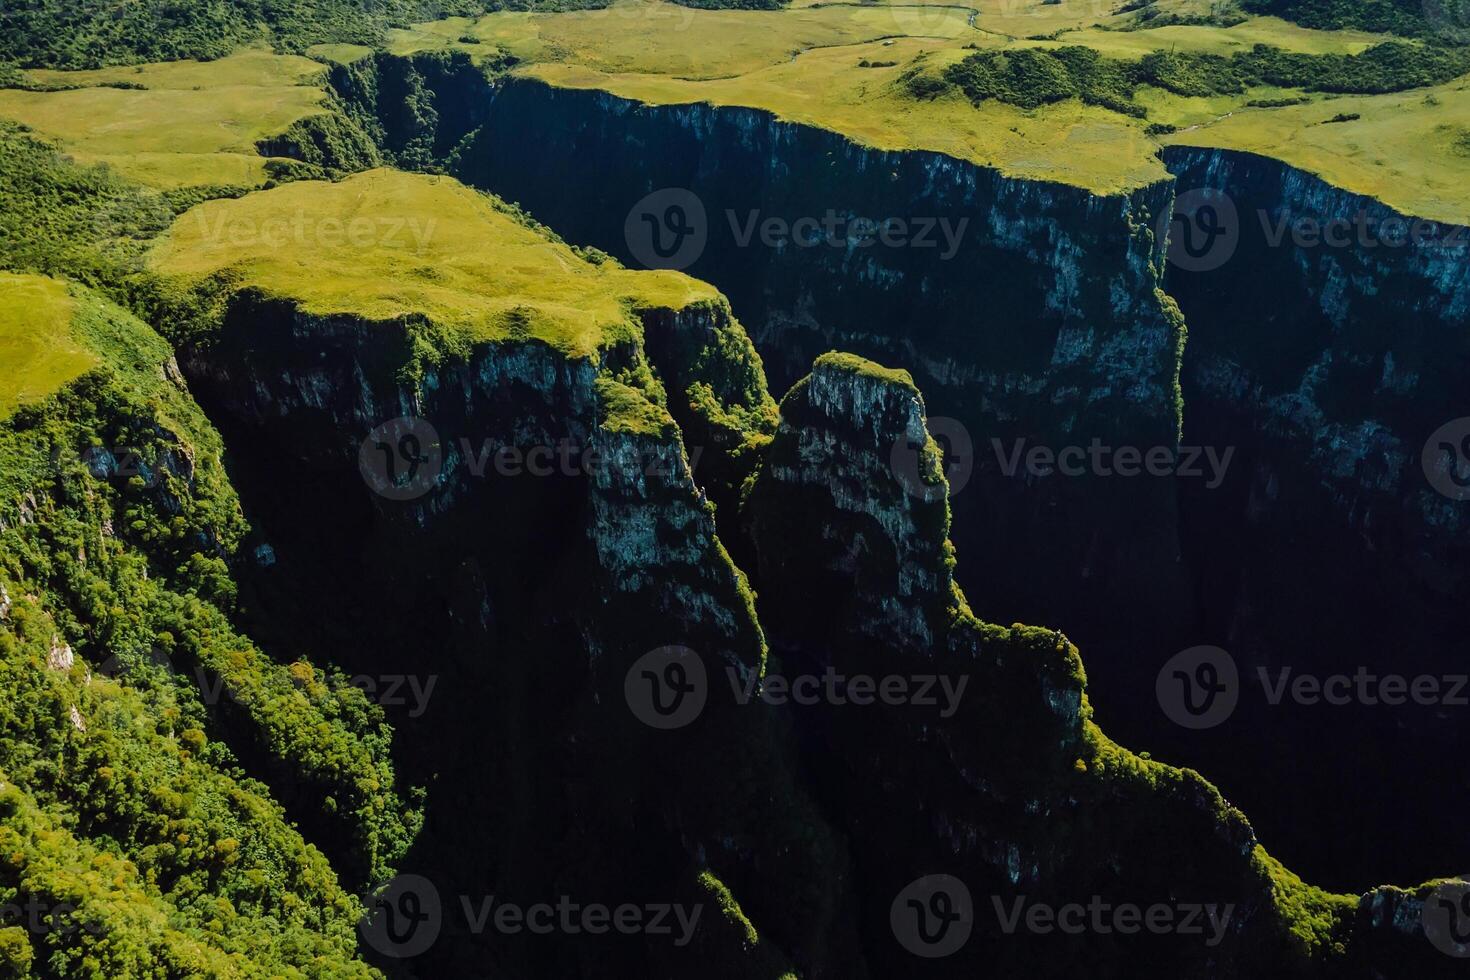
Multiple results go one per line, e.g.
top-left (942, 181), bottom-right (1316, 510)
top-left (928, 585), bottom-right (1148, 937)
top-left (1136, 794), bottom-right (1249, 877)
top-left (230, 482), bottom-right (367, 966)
top-left (302, 58), bottom-right (1470, 894)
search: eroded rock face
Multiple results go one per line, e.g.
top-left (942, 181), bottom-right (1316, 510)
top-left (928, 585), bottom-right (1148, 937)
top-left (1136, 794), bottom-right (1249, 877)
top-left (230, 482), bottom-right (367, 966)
top-left (746, 355), bottom-right (954, 652)
top-left (452, 76), bottom-right (1191, 648)
top-left (175, 291), bottom-right (855, 977)
top-left (739, 352), bottom-right (1351, 979)
top-left (1155, 145), bottom-right (1470, 888)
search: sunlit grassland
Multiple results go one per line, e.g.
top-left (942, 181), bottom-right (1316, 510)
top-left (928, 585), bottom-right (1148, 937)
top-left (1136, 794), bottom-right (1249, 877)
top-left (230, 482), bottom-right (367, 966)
top-left (147, 168), bottom-right (721, 356)
top-left (1033, 16), bottom-right (1394, 55)
top-left (1164, 77), bottom-right (1470, 224)
top-left (382, 0), bottom-right (1460, 212)
top-left (0, 51), bottom-right (333, 188)
top-left (305, 42), bottom-right (378, 65)
top-left (0, 273), bottom-right (94, 420)
top-left (388, 2), bottom-right (976, 78)
top-left (525, 38), bottom-right (1169, 191)
top-left (3, 0), bottom-right (1465, 223)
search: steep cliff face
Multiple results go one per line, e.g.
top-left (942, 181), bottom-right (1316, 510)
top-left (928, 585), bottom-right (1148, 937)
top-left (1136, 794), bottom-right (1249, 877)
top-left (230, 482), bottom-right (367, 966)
top-left (170, 284), bottom-right (857, 976)
top-left (1152, 145), bottom-right (1470, 889)
top-left (742, 352), bottom-right (1369, 980)
top-left (324, 49), bottom-right (505, 169)
top-left (316, 56), bottom-right (1470, 893)
top-left (451, 75), bottom-right (1192, 665)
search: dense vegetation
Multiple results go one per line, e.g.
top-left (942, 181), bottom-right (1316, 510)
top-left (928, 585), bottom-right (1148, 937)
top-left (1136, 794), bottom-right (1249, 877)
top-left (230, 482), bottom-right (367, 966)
top-left (932, 40), bottom-right (1470, 116)
top-left (668, 0), bottom-right (787, 8)
top-left (1244, 0), bottom-right (1466, 37)
top-left (0, 122), bottom-right (219, 302)
top-left (0, 78), bottom-right (425, 973)
top-left (0, 282), bottom-right (426, 972)
top-left (0, 0), bottom-right (604, 69)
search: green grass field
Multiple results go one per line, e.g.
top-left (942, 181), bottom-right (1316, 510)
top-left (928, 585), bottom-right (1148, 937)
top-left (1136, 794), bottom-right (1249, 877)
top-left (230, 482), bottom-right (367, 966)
top-left (529, 39), bottom-right (1170, 192)
top-left (0, 273), bottom-right (94, 419)
top-left (147, 168), bottom-right (721, 356)
top-left (0, 51), bottom-right (333, 188)
top-left (387, 3), bottom-right (976, 78)
top-left (1164, 78), bottom-right (1470, 224)
top-left (1038, 16), bottom-right (1393, 56)
top-left (374, 0), bottom-right (1470, 215)
top-left (3, 0), bottom-right (1467, 218)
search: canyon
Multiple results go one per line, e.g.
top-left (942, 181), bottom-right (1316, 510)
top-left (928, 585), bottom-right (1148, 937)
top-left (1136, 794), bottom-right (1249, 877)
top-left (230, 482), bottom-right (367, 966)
top-left (323, 57), bottom-right (1470, 893)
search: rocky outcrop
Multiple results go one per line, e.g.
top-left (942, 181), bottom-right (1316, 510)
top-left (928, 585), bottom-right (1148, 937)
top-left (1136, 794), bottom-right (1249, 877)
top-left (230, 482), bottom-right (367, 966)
top-left (746, 354), bottom-right (955, 652)
top-left (741, 350), bottom-right (1372, 979)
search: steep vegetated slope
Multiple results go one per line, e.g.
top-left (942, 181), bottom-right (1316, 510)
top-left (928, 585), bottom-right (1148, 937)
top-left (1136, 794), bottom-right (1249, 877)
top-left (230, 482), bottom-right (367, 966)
top-left (0, 272), bottom-right (417, 975)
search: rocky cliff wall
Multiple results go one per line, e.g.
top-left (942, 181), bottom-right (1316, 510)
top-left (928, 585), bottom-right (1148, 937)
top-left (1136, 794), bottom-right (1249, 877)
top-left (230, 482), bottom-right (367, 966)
top-left (452, 75), bottom-right (1192, 663)
top-left (1152, 145), bottom-right (1470, 889)
top-left (174, 290), bottom-right (858, 977)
